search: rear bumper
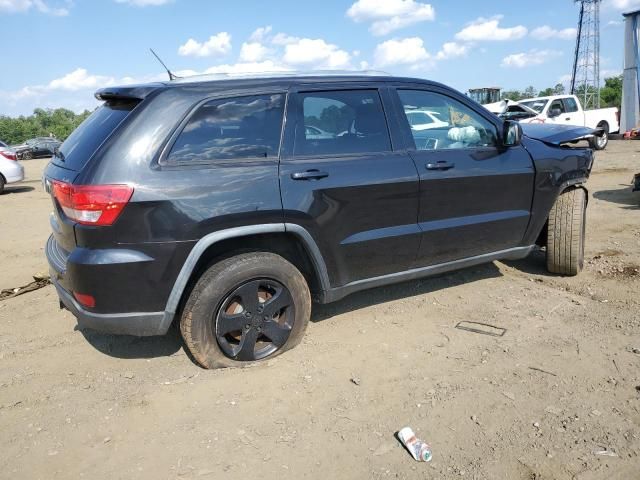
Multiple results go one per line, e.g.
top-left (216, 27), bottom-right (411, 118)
top-left (3, 163), bottom-right (24, 183)
top-left (46, 235), bottom-right (171, 336)
top-left (53, 278), bottom-right (168, 336)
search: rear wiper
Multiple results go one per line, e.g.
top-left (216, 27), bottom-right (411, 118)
top-left (54, 146), bottom-right (65, 162)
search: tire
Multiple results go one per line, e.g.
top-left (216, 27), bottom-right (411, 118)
top-left (0, 175), bottom-right (5, 194)
top-left (546, 188), bottom-right (587, 276)
top-left (591, 122), bottom-right (609, 150)
top-left (180, 252), bottom-right (311, 369)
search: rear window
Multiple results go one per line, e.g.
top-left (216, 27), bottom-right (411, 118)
top-left (53, 102), bottom-right (137, 170)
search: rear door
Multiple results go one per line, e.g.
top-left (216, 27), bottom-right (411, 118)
top-left (391, 86), bottom-right (535, 266)
top-left (279, 86), bottom-right (421, 287)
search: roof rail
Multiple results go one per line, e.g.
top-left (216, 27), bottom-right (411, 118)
top-left (170, 69), bottom-right (392, 84)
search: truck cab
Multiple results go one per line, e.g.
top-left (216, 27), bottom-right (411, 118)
top-left (519, 94), bottom-right (619, 149)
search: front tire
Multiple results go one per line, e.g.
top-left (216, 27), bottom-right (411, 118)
top-left (180, 252), bottom-right (311, 369)
top-left (546, 188), bottom-right (586, 276)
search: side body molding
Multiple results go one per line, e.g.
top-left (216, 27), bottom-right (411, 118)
top-left (158, 223), bottom-right (331, 333)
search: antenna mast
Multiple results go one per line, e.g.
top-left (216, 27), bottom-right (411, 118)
top-left (570, 0), bottom-right (601, 109)
top-left (149, 48), bottom-right (179, 81)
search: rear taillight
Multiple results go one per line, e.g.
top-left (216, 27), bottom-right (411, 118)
top-left (51, 181), bottom-right (133, 226)
top-left (73, 292), bottom-right (96, 309)
top-left (0, 151), bottom-right (17, 161)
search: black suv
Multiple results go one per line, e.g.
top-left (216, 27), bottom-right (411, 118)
top-left (45, 74), bottom-right (594, 368)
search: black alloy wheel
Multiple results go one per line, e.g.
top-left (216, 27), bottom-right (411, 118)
top-left (215, 278), bottom-right (295, 361)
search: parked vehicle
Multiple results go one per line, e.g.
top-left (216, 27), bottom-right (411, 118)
top-left (44, 73), bottom-right (595, 368)
top-left (304, 125), bottom-right (334, 139)
top-left (518, 95), bottom-right (618, 150)
top-left (0, 148), bottom-right (24, 194)
top-left (483, 99), bottom-right (539, 122)
top-left (14, 137), bottom-right (61, 159)
top-left (405, 109), bottom-right (449, 130)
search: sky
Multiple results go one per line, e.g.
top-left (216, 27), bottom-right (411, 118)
top-left (0, 0), bottom-right (638, 117)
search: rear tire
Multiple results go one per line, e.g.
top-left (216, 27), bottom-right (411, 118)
top-left (591, 122), bottom-right (609, 150)
top-left (546, 188), bottom-right (586, 276)
top-left (0, 175), bottom-right (4, 194)
top-left (180, 252), bottom-right (311, 369)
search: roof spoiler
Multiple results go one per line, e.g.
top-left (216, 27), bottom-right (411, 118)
top-left (94, 83), bottom-right (164, 102)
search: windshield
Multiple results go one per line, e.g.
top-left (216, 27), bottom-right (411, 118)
top-left (519, 99), bottom-right (548, 114)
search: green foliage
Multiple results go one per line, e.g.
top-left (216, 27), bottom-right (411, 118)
top-left (538, 87), bottom-right (555, 97)
top-left (0, 108), bottom-right (92, 145)
top-left (304, 104), bottom-right (353, 134)
top-left (501, 90), bottom-right (524, 101)
top-left (523, 86), bottom-right (537, 99)
top-left (600, 74), bottom-right (623, 109)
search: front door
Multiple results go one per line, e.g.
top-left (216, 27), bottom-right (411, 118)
top-left (392, 87), bottom-right (535, 267)
top-left (280, 87), bottom-right (421, 287)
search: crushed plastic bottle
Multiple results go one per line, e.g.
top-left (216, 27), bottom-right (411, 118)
top-left (397, 427), bottom-right (432, 462)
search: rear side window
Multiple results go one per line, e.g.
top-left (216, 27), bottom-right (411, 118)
top-left (54, 102), bottom-right (137, 171)
top-left (167, 94), bottom-right (285, 164)
top-left (294, 90), bottom-right (391, 156)
top-left (564, 97), bottom-right (579, 113)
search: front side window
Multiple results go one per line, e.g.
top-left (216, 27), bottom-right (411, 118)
top-left (294, 90), bottom-right (391, 156)
top-left (167, 94), bottom-right (285, 164)
top-left (519, 99), bottom-right (547, 113)
top-left (398, 90), bottom-right (497, 151)
top-left (549, 99), bottom-right (565, 114)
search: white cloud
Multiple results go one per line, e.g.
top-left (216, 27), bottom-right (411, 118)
top-left (530, 25), bottom-right (576, 40)
top-left (114, 0), bottom-right (173, 6)
top-left (606, 0), bottom-right (640, 10)
top-left (346, 0), bottom-right (435, 36)
top-left (282, 38), bottom-right (351, 69)
top-left (239, 42), bottom-right (269, 62)
top-left (178, 32), bottom-right (232, 57)
top-left (606, 20), bottom-right (623, 27)
top-left (0, 0), bottom-right (69, 15)
top-left (249, 26), bottom-right (272, 42)
top-left (203, 61), bottom-right (292, 75)
top-left (272, 32), bottom-right (300, 46)
top-left (436, 42), bottom-right (470, 60)
top-left (455, 15), bottom-right (527, 42)
top-left (501, 49), bottom-right (562, 68)
top-left (47, 68), bottom-right (115, 91)
top-left (374, 37), bottom-right (430, 67)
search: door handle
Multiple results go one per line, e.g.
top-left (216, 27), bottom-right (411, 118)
top-left (291, 169), bottom-right (329, 180)
top-left (426, 161), bottom-right (455, 171)
top-left (565, 117), bottom-right (570, 121)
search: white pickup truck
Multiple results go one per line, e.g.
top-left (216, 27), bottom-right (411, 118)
top-left (518, 95), bottom-right (619, 150)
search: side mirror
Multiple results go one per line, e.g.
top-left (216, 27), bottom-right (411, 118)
top-left (548, 107), bottom-right (561, 118)
top-left (503, 120), bottom-right (522, 147)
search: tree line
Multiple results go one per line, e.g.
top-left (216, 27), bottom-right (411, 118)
top-left (0, 108), bottom-right (92, 145)
top-left (501, 75), bottom-right (623, 110)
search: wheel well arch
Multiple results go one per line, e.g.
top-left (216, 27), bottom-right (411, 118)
top-left (597, 120), bottom-right (610, 133)
top-left (535, 184), bottom-right (588, 247)
top-left (162, 225), bottom-right (329, 330)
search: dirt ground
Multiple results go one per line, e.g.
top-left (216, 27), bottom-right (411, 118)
top-left (0, 143), bottom-right (639, 480)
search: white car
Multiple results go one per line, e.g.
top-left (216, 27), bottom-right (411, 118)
top-left (405, 110), bottom-right (449, 130)
top-left (0, 142), bottom-right (25, 194)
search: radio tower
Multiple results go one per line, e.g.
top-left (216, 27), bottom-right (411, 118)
top-left (570, 0), bottom-right (601, 109)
